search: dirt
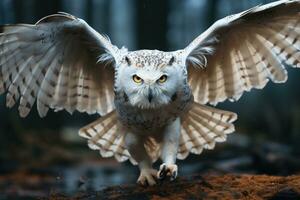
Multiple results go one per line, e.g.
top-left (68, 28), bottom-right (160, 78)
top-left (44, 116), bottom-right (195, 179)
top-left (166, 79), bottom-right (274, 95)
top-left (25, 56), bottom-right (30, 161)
top-left (44, 174), bottom-right (300, 200)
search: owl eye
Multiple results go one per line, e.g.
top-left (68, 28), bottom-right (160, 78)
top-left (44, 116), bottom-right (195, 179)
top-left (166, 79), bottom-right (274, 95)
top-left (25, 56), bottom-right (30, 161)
top-left (158, 75), bottom-right (168, 83)
top-left (132, 75), bottom-right (143, 83)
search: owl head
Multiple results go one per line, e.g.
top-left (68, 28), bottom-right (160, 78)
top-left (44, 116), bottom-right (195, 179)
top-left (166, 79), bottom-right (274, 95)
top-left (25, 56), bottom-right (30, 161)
top-left (114, 50), bottom-right (187, 109)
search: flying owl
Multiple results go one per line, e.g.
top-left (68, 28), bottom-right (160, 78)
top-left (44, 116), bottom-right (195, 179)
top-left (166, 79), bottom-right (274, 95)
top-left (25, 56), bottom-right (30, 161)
top-left (0, 0), bottom-right (299, 186)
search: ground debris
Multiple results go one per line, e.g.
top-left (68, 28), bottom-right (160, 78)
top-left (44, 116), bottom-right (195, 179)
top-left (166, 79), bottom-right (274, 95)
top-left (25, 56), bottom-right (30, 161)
top-left (40, 174), bottom-right (300, 200)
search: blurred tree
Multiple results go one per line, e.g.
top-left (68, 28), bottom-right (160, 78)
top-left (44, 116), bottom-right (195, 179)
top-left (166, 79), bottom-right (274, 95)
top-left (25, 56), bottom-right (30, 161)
top-left (136, 0), bottom-right (168, 50)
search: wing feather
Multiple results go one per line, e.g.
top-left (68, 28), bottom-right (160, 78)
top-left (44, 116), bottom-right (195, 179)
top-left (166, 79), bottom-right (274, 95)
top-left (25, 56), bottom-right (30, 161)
top-left (184, 0), bottom-right (300, 105)
top-left (79, 110), bottom-right (132, 163)
top-left (0, 13), bottom-right (120, 117)
top-left (178, 103), bottom-right (237, 160)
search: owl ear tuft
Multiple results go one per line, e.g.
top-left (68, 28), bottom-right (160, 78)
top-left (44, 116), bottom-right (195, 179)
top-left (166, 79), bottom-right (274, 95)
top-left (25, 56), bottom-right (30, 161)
top-left (168, 56), bottom-right (175, 65)
top-left (125, 56), bottom-right (131, 65)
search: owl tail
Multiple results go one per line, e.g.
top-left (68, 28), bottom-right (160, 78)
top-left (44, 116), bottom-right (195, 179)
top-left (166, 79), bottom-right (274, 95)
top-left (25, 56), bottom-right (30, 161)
top-left (78, 110), bottom-right (132, 163)
top-left (178, 103), bottom-right (237, 160)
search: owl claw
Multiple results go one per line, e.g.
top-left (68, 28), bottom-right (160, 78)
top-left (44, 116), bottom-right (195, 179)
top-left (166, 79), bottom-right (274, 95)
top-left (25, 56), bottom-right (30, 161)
top-left (159, 164), bottom-right (167, 178)
top-left (137, 168), bottom-right (157, 186)
top-left (157, 163), bottom-right (178, 181)
top-left (171, 170), bottom-right (178, 181)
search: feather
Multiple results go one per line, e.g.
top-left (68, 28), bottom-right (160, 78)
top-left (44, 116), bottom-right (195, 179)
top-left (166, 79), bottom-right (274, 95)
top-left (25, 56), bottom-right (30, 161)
top-left (79, 111), bottom-right (131, 163)
top-left (184, 0), bottom-right (300, 105)
top-left (0, 12), bottom-right (118, 118)
top-left (177, 103), bottom-right (237, 159)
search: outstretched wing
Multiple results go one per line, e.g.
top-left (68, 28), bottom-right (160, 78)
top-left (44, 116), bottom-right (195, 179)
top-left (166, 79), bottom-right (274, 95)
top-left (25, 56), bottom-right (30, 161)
top-left (0, 13), bottom-right (121, 117)
top-left (183, 0), bottom-right (300, 105)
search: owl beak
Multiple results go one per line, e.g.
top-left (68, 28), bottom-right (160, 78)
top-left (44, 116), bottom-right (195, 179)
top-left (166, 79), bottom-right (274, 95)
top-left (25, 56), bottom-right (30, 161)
top-left (148, 88), bottom-right (153, 103)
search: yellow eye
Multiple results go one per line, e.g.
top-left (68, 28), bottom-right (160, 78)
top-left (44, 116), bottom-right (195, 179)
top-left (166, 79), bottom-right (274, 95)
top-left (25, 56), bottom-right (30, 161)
top-left (158, 75), bottom-right (168, 83)
top-left (133, 75), bottom-right (143, 83)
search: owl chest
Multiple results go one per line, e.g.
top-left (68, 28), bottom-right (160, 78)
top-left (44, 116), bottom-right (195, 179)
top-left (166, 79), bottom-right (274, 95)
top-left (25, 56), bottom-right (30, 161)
top-left (115, 91), bottom-right (193, 132)
top-left (117, 108), bottom-right (176, 131)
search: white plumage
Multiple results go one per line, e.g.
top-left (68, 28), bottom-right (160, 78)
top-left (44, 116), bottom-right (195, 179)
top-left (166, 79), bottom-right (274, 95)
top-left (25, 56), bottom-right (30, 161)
top-left (0, 0), bottom-right (299, 186)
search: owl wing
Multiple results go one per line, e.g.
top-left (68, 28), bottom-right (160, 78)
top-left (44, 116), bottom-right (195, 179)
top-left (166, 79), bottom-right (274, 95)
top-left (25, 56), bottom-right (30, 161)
top-left (183, 0), bottom-right (300, 105)
top-left (0, 13), bottom-right (121, 117)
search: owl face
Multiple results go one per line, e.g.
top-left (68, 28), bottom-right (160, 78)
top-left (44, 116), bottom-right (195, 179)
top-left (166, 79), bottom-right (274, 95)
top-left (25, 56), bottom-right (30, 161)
top-left (115, 50), bottom-right (186, 109)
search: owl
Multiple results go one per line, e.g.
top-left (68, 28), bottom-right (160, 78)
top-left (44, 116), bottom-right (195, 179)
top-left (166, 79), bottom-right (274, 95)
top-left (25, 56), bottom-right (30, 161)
top-left (0, 0), bottom-right (299, 186)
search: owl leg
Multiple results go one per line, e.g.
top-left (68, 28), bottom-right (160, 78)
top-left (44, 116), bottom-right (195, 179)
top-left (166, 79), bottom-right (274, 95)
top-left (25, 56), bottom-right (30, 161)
top-left (124, 132), bottom-right (157, 186)
top-left (158, 117), bottom-right (180, 181)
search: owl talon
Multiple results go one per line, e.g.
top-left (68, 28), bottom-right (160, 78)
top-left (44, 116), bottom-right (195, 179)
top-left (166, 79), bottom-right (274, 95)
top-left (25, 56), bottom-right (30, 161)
top-left (137, 168), bottom-right (157, 186)
top-left (158, 164), bottom-right (167, 179)
top-left (157, 163), bottom-right (178, 181)
top-left (171, 170), bottom-right (177, 181)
